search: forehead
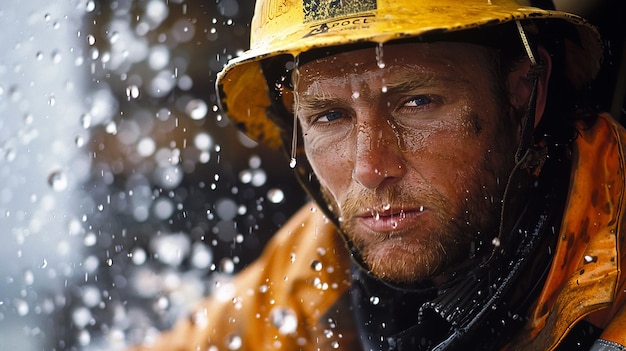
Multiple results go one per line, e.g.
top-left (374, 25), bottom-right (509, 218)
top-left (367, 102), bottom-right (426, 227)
top-left (296, 42), bottom-right (492, 89)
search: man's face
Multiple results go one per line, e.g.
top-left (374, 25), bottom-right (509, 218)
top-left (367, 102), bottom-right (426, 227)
top-left (295, 42), bottom-right (520, 284)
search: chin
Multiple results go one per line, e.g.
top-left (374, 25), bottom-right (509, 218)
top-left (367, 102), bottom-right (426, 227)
top-left (362, 242), bottom-right (446, 284)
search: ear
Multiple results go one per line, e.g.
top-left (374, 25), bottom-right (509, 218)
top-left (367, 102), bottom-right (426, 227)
top-left (507, 45), bottom-right (552, 127)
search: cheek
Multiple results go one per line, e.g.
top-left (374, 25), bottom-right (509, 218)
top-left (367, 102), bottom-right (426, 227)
top-left (305, 141), bottom-right (352, 196)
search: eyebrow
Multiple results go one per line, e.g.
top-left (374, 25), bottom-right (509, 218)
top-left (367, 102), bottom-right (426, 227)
top-left (382, 67), bottom-right (452, 94)
top-left (295, 79), bottom-right (346, 112)
top-left (293, 66), bottom-right (465, 111)
top-left (296, 67), bottom-right (440, 111)
top-left (296, 93), bottom-right (341, 112)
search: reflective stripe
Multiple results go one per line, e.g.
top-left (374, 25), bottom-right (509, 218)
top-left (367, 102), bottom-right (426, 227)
top-left (590, 339), bottom-right (626, 351)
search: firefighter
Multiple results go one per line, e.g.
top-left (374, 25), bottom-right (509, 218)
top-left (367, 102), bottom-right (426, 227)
top-left (132, 0), bottom-right (626, 349)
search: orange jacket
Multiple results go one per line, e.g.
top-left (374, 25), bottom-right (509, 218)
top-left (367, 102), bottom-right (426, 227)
top-left (131, 113), bottom-right (626, 350)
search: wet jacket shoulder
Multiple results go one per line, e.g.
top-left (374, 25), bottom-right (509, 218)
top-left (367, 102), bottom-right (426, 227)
top-left (513, 113), bottom-right (626, 350)
top-left (129, 204), bottom-right (354, 351)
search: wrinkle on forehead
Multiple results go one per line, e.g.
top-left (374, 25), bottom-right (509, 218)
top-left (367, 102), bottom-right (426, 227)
top-left (296, 42), bottom-right (491, 86)
top-left (296, 64), bottom-right (461, 112)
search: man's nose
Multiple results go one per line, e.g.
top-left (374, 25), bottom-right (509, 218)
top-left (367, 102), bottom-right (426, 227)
top-left (351, 121), bottom-right (406, 189)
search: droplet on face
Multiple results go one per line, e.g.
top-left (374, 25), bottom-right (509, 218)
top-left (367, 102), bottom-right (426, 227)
top-left (375, 42), bottom-right (385, 69)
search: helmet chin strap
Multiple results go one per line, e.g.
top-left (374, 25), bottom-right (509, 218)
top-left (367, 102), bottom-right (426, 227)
top-left (514, 20), bottom-right (545, 163)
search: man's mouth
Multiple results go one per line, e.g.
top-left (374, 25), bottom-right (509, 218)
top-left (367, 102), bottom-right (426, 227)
top-left (354, 205), bottom-right (426, 233)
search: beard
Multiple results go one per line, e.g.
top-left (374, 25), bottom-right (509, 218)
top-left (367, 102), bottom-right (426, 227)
top-left (321, 155), bottom-right (511, 285)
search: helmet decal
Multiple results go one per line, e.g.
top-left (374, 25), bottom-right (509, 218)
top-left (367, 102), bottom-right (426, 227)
top-left (303, 0), bottom-right (377, 23)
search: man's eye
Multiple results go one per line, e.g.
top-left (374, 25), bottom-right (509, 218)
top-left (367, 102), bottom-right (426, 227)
top-left (403, 96), bottom-right (431, 107)
top-left (316, 110), bottom-right (344, 123)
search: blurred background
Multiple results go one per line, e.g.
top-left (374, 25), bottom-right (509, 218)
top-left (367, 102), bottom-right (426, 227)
top-left (0, 0), bottom-right (623, 350)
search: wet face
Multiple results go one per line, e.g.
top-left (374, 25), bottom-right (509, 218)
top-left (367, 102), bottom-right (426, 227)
top-left (295, 42), bottom-right (521, 284)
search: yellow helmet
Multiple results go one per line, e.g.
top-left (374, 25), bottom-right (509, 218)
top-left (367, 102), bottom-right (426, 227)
top-left (216, 0), bottom-right (602, 149)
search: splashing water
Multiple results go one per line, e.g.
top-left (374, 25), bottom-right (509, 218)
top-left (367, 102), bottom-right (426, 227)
top-left (270, 306), bottom-right (299, 335)
top-left (375, 42), bottom-right (385, 69)
top-left (290, 56), bottom-right (301, 169)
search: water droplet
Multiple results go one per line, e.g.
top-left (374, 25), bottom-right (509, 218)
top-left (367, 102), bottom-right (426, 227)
top-left (105, 120), bottom-right (117, 134)
top-left (250, 169), bottom-right (267, 187)
top-left (310, 260), bottom-right (323, 272)
top-left (72, 306), bottom-right (93, 328)
top-left (491, 237), bottom-right (501, 247)
top-left (85, 0), bottom-right (96, 12)
top-left (270, 307), bottom-right (299, 335)
top-left (23, 270), bottom-right (34, 285)
top-left (194, 132), bottom-right (213, 151)
top-left (221, 258), bottom-right (235, 274)
top-left (15, 299), bottom-right (29, 316)
top-left (324, 329), bottom-right (334, 338)
top-left (191, 243), bottom-right (213, 269)
top-left (48, 170), bottom-right (68, 191)
top-left (75, 135), bottom-right (85, 147)
top-left (289, 158), bottom-right (297, 168)
top-left (375, 43), bottom-right (385, 68)
top-left (227, 334), bottom-right (242, 350)
top-left (51, 50), bottom-right (62, 64)
top-left (137, 137), bottom-right (156, 157)
top-left (84, 232), bottom-right (97, 247)
top-left (185, 99), bottom-right (208, 120)
top-left (151, 233), bottom-right (191, 267)
top-left (126, 85), bottom-right (140, 100)
top-left (267, 188), bottom-right (285, 204)
top-left (80, 113), bottom-right (92, 129)
top-left (155, 296), bottom-right (170, 311)
top-left (370, 296), bottom-right (380, 305)
top-left (81, 286), bottom-right (102, 307)
top-left (584, 255), bottom-right (598, 264)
